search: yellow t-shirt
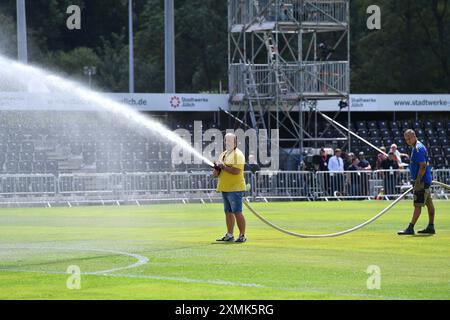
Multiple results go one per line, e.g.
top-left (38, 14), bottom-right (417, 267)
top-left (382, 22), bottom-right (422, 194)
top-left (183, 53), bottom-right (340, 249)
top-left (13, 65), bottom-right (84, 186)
top-left (216, 148), bottom-right (246, 192)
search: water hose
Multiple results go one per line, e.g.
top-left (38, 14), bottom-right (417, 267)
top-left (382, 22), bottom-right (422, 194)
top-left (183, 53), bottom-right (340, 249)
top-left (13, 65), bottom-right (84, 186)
top-left (243, 180), bottom-right (450, 238)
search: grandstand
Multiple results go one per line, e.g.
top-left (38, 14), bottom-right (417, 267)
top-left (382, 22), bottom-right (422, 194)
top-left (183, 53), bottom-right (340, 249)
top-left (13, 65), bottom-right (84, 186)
top-left (0, 0), bottom-right (449, 206)
top-left (1, 111), bottom-right (449, 177)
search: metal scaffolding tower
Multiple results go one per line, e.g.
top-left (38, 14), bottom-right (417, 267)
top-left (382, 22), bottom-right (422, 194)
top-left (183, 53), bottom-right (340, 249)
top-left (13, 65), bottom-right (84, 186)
top-left (228, 0), bottom-right (351, 164)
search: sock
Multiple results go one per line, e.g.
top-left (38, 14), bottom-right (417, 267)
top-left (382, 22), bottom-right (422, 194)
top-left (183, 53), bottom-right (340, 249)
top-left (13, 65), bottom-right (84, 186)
top-left (226, 233), bottom-right (233, 237)
top-left (428, 223), bottom-right (434, 228)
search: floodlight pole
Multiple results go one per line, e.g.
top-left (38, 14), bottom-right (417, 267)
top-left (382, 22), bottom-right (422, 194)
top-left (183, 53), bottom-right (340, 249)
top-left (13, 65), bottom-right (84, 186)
top-left (165, 0), bottom-right (175, 93)
top-left (16, 0), bottom-right (28, 63)
top-left (129, 0), bottom-right (135, 93)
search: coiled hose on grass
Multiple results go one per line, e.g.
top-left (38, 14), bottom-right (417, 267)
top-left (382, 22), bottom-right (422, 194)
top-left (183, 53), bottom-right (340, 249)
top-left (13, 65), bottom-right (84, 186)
top-left (243, 181), bottom-right (450, 238)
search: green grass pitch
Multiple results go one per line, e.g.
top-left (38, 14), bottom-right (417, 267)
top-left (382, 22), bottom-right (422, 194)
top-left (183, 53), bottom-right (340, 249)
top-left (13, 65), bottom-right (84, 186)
top-left (0, 201), bottom-right (448, 300)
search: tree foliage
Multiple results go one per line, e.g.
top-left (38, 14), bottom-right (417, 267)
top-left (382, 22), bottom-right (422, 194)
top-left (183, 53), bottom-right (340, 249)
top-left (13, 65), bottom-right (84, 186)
top-left (0, 0), bottom-right (448, 93)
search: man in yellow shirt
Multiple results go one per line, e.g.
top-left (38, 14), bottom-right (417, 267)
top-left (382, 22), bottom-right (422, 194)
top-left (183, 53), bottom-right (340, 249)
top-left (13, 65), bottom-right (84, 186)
top-left (213, 133), bottom-right (247, 243)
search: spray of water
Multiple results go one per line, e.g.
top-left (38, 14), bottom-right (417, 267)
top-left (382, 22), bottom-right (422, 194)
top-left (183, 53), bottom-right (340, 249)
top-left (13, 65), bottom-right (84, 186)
top-left (0, 54), bottom-right (214, 167)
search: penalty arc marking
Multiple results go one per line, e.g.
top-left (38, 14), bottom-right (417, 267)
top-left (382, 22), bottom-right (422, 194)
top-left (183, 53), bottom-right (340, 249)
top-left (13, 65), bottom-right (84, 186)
top-left (0, 245), bottom-right (149, 275)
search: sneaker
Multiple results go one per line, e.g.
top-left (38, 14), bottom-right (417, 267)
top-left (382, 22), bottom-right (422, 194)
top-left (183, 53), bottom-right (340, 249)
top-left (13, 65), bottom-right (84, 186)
top-left (418, 226), bottom-right (436, 234)
top-left (397, 227), bottom-right (415, 235)
top-left (235, 235), bottom-right (247, 243)
top-left (216, 234), bottom-right (234, 242)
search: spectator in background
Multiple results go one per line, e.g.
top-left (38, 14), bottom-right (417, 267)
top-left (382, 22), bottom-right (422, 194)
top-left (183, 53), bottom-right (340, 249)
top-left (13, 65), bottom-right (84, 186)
top-left (313, 148), bottom-right (329, 172)
top-left (390, 144), bottom-right (409, 166)
top-left (328, 149), bottom-right (344, 172)
top-left (346, 157), bottom-right (361, 197)
top-left (344, 152), bottom-right (354, 171)
top-left (328, 148), bottom-right (344, 194)
top-left (357, 152), bottom-right (371, 196)
top-left (381, 151), bottom-right (400, 195)
top-left (245, 154), bottom-right (261, 195)
top-left (313, 148), bottom-right (330, 196)
top-left (357, 152), bottom-right (372, 171)
top-left (245, 154), bottom-right (260, 174)
top-left (376, 146), bottom-right (387, 169)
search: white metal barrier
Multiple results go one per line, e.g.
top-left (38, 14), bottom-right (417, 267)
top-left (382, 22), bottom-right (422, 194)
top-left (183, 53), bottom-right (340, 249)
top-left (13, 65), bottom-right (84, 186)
top-left (0, 169), bottom-right (449, 205)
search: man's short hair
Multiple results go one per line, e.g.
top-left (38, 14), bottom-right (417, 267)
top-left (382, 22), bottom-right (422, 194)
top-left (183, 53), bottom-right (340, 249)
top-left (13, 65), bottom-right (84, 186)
top-left (404, 129), bottom-right (416, 136)
top-left (335, 148), bottom-right (341, 153)
top-left (388, 151), bottom-right (395, 155)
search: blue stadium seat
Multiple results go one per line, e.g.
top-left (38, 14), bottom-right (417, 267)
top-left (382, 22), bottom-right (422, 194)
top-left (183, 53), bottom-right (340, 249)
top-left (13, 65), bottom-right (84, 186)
top-left (70, 142), bottom-right (82, 155)
top-left (107, 160), bottom-right (121, 172)
top-left (414, 128), bottom-right (424, 137)
top-left (0, 142), bottom-right (7, 153)
top-left (434, 156), bottom-right (445, 169)
top-left (355, 121), bottom-right (366, 130)
top-left (108, 150), bottom-right (121, 160)
top-left (134, 150), bottom-right (146, 161)
top-left (7, 142), bottom-right (20, 152)
top-left (6, 161), bottom-right (19, 173)
top-left (21, 141), bottom-right (34, 152)
top-left (377, 121), bottom-right (388, 129)
top-left (380, 129), bottom-right (391, 138)
top-left (34, 151), bottom-right (47, 161)
top-left (20, 152), bottom-right (33, 161)
top-left (45, 161), bottom-right (58, 174)
top-left (424, 120), bottom-right (433, 128)
top-left (121, 151), bottom-right (133, 161)
top-left (369, 129), bottom-right (380, 137)
top-left (430, 146), bottom-right (442, 156)
top-left (356, 129), bottom-right (369, 138)
top-left (439, 138), bottom-right (449, 146)
top-left (367, 121), bottom-right (377, 130)
top-left (437, 129), bottom-right (447, 137)
top-left (443, 146), bottom-right (450, 156)
top-left (32, 161), bottom-right (45, 173)
top-left (134, 160), bottom-right (146, 172)
top-left (412, 120), bottom-right (422, 130)
top-left (95, 151), bottom-right (108, 161)
top-left (393, 137), bottom-right (403, 146)
top-left (400, 120), bottom-right (410, 129)
top-left (425, 129), bottom-right (436, 138)
top-left (7, 152), bottom-right (20, 162)
top-left (96, 161), bottom-right (108, 173)
top-left (435, 121), bottom-right (444, 129)
top-left (384, 138), bottom-right (394, 147)
top-left (83, 141), bottom-right (96, 153)
top-left (19, 161), bottom-right (32, 174)
top-left (122, 160), bottom-right (134, 172)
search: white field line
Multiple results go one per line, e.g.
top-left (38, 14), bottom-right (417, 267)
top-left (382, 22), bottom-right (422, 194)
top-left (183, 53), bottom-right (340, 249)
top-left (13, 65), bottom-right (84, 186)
top-left (0, 245), bottom-right (149, 274)
top-left (0, 245), bottom-right (414, 299)
top-left (0, 267), bottom-right (408, 300)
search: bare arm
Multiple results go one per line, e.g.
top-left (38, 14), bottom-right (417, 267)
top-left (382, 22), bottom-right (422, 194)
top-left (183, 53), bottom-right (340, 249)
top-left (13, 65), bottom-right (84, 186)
top-left (414, 161), bottom-right (427, 188)
top-left (215, 160), bottom-right (241, 175)
top-left (221, 165), bottom-right (241, 175)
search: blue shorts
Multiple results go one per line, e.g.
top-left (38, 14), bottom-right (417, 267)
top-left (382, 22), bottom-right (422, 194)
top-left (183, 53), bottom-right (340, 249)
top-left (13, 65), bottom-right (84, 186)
top-left (222, 192), bottom-right (244, 214)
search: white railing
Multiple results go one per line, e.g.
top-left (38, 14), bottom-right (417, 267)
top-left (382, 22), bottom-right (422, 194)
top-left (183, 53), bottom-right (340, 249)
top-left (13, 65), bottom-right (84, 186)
top-left (229, 0), bottom-right (349, 28)
top-left (0, 169), bottom-right (449, 204)
top-left (229, 62), bottom-right (349, 98)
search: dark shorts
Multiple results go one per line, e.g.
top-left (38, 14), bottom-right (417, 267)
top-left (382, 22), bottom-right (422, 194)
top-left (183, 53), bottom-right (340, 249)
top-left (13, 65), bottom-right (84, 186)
top-left (222, 192), bottom-right (244, 214)
top-left (413, 183), bottom-right (432, 207)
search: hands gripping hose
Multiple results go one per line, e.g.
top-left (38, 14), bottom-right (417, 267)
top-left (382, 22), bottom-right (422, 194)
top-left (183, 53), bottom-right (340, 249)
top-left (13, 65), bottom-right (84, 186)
top-left (243, 181), bottom-right (450, 238)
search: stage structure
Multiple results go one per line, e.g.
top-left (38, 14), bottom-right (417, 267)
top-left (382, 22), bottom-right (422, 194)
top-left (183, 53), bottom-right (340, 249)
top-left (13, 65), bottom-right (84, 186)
top-left (228, 0), bottom-right (351, 162)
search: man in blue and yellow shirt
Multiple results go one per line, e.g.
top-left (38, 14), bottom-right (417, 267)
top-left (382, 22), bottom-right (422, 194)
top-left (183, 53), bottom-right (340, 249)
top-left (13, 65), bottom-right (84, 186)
top-left (398, 129), bottom-right (436, 235)
top-left (213, 133), bottom-right (247, 243)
